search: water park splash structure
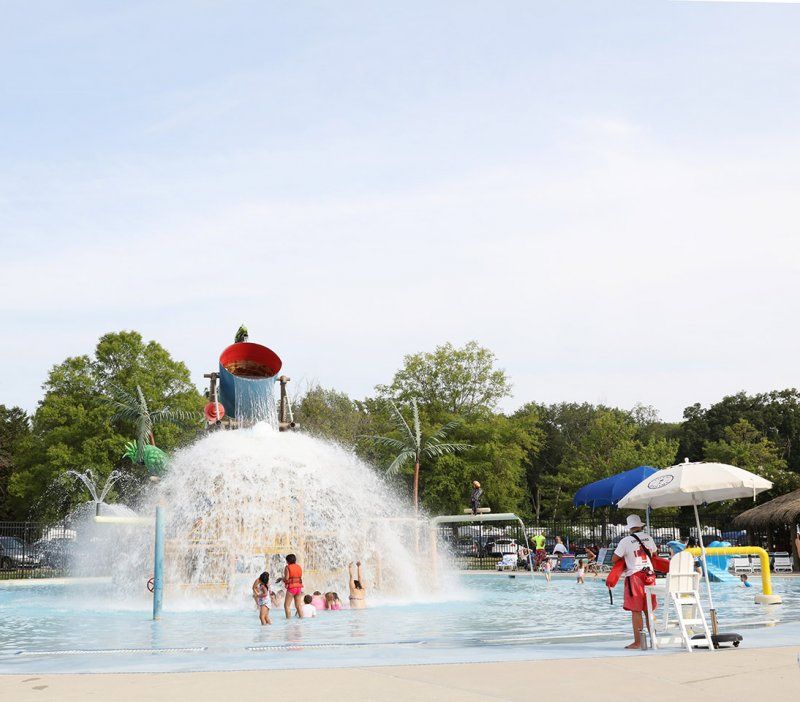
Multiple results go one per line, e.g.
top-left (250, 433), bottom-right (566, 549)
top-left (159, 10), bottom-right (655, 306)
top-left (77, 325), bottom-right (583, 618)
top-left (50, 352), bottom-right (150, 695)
top-left (105, 336), bottom-right (441, 611)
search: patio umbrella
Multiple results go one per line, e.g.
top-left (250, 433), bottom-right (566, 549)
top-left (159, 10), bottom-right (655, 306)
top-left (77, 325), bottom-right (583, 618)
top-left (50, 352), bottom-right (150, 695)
top-left (617, 460), bottom-right (772, 636)
top-left (573, 466), bottom-right (658, 529)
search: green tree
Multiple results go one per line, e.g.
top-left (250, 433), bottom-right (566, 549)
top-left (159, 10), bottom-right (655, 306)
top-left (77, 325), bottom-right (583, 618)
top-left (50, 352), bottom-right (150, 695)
top-left (544, 410), bottom-right (678, 519)
top-left (423, 411), bottom-right (543, 517)
top-left (363, 399), bottom-right (471, 511)
top-left (377, 341), bottom-right (511, 415)
top-left (8, 331), bottom-right (203, 519)
top-left (0, 405), bottom-right (30, 520)
top-left (703, 419), bottom-right (799, 498)
top-left (680, 389), bottom-right (800, 473)
top-left (293, 384), bottom-right (371, 447)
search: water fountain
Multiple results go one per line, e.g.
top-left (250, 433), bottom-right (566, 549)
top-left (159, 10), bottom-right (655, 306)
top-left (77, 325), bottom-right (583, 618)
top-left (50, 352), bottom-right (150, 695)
top-left (107, 337), bottom-right (445, 605)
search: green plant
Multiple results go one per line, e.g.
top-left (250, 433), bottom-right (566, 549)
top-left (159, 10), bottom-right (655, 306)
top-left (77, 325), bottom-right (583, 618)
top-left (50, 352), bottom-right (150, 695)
top-left (108, 384), bottom-right (197, 465)
top-left (363, 399), bottom-right (471, 511)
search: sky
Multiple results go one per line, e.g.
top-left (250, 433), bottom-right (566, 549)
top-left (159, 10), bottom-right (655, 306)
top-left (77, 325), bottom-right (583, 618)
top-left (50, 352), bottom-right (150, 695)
top-left (1, 1), bottom-right (799, 422)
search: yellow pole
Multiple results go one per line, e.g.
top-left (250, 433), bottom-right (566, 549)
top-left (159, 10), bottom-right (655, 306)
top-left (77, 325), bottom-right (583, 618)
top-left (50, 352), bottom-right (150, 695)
top-left (687, 546), bottom-right (780, 604)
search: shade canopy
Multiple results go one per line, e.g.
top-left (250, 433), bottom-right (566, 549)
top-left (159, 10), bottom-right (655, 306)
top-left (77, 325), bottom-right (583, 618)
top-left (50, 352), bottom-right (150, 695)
top-left (573, 466), bottom-right (658, 508)
top-left (617, 462), bottom-right (772, 510)
top-left (733, 488), bottom-right (800, 529)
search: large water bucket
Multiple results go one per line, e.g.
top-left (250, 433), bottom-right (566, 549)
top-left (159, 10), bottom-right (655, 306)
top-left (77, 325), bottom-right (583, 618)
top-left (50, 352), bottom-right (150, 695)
top-left (218, 342), bottom-right (282, 422)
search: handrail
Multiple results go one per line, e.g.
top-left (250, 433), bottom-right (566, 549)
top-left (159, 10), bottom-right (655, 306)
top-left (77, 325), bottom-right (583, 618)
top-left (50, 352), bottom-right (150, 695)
top-left (687, 546), bottom-right (780, 604)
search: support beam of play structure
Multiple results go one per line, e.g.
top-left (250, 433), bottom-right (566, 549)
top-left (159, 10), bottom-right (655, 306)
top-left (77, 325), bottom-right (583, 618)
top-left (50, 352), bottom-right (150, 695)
top-left (94, 510), bottom-right (165, 619)
top-left (430, 512), bottom-right (524, 525)
top-left (688, 546), bottom-right (781, 604)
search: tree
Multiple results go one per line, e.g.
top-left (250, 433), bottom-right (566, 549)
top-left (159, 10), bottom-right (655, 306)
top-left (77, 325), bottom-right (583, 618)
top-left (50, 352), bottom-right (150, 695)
top-left (7, 331), bottom-right (203, 519)
top-left (363, 399), bottom-right (471, 511)
top-left (422, 411), bottom-right (543, 517)
top-left (293, 384), bottom-right (371, 447)
top-left (0, 405), bottom-right (30, 520)
top-left (109, 384), bottom-right (197, 470)
top-left (703, 419), bottom-right (799, 498)
top-left (544, 409), bottom-right (679, 520)
top-left (679, 389), bottom-right (800, 472)
top-left (377, 341), bottom-right (511, 415)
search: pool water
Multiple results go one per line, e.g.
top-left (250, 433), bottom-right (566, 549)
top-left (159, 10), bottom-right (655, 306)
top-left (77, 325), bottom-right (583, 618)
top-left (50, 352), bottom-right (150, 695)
top-left (2, 574), bottom-right (799, 673)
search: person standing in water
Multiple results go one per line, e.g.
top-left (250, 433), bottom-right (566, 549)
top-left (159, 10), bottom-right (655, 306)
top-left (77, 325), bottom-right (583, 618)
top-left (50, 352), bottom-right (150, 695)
top-left (251, 571), bottom-right (276, 625)
top-left (283, 553), bottom-right (305, 619)
top-left (470, 481), bottom-right (484, 515)
top-left (348, 561), bottom-right (367, 609)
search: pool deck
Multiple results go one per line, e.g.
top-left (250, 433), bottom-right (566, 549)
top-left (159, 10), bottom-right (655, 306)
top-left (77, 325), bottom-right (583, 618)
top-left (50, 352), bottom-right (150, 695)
top-left (3, 645), bottom-right (799, 701)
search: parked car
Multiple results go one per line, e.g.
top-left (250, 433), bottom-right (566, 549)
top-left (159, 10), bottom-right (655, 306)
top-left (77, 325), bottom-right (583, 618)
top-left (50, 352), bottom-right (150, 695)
top-left (0, 536), bottom-right (40, 569)
top-left (451, 536), bottom-right (481, 557)
top-left (34, 537), bottom-right (77, 569)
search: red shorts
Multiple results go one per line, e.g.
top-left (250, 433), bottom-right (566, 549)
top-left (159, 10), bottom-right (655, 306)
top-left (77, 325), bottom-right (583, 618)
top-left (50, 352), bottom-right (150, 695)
top-left (623, 572), bottom-right (657, 613)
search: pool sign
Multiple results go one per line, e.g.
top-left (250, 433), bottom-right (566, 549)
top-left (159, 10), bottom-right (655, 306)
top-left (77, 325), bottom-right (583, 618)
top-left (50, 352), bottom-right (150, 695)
top-left (647, 474), bottom-right (675, 490)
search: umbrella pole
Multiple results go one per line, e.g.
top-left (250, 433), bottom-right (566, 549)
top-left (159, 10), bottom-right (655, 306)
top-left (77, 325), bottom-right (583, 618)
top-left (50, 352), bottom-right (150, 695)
top-left (693, 500), bottom-right (717, 635)
top-left (645, 506), bottom-right (650, 531)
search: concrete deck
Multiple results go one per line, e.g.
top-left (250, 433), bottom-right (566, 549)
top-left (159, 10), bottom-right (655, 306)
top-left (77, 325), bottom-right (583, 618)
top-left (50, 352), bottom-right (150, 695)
top-left (3, 645), bottom-right (799, 702)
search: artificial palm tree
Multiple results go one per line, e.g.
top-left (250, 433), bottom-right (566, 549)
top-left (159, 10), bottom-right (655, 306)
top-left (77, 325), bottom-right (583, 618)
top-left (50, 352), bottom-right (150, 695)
top-left (108, 384), bottom-right (197, 466)
top-left (364, 399), bottom-right (471, 511)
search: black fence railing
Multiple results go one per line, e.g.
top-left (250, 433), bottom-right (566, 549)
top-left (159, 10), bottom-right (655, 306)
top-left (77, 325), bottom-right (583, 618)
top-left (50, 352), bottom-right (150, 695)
top-left (0, 522), bottom-right (77, 580)
top-left (1, 516), bottom-right (796, 580)
top-left (437, 515), bottom-right (793, 571)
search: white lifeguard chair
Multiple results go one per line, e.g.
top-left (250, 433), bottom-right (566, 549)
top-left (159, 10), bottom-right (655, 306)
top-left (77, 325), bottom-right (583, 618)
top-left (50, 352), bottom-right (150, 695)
top-left (646, 551), bottom-right (714, 652)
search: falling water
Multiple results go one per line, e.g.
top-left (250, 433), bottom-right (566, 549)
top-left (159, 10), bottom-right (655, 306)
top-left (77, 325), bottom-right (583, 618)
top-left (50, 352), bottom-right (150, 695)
top-left (110, 424), bottom-right (452, 605)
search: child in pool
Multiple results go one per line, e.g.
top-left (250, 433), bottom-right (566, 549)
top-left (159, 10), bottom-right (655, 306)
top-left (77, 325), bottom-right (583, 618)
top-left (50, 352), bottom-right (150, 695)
top-left (325, 592), bottom-right (342, 610)
top-left (576, 560), bottom-right (586, 585)
top-left (311, 591), bottom-right (326, 611)
top-left (541, 557), bottom-right (552, 584)
top-left (251, 571), bottom-right (276, 625)
top-left (300, 594), bottom-right (317, 618)
top-left (283, 553), bottom-right (304, 619)
top-left (740, 574), bottom-right (752, 588)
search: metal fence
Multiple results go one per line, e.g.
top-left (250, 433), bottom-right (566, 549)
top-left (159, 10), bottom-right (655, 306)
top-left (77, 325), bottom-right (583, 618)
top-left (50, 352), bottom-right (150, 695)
top-left (437, 514), bottom-right (781, 571)
top-left (0, 522), bottom-right (76, 580)
top-left (2, 515), bottom-right (796, 580)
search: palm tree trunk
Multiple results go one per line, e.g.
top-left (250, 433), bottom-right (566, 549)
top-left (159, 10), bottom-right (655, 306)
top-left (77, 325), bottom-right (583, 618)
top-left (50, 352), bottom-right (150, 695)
top-left (413, 460), bottom-right (420, 512)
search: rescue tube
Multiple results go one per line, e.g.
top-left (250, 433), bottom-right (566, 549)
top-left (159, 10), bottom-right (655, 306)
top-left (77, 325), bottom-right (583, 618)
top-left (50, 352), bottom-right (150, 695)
top-left (606, 559), bottom-right (625, 588)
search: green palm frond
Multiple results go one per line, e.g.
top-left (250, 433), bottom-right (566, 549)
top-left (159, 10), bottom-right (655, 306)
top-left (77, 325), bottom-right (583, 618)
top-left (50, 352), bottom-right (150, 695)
top-left (386, 400), bottom-right (417, 445)
top-left (386, 450), bottom-right (416, 475)
top-left (422, 441), bottom-right (473, 458)
top-left (428, 419), bottom-right (461, 443)
top-left (360, 434), bottom-right (409, 452)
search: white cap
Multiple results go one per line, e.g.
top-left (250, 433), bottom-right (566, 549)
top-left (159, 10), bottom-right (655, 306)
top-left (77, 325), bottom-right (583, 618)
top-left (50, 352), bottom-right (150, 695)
top-left (626, 514), bottom-right (644, 530)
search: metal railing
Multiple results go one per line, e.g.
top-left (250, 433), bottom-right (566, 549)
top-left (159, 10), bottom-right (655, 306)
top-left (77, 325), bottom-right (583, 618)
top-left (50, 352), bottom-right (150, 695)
top-left (437, 514), bottom-right (765, 571)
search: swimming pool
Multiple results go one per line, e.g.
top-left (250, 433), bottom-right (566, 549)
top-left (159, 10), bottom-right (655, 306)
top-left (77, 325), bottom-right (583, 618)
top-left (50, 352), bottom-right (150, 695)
top-left (2, 574), bottom-right (799, 674)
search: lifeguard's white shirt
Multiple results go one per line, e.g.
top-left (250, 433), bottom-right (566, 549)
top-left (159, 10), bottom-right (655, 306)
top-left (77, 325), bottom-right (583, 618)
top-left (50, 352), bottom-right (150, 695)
top-left (613, 532), bottom-right (657, 578)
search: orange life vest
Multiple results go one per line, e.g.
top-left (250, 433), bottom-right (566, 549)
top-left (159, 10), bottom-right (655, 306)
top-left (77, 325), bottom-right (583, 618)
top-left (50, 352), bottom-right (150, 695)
top-left (285, 563), bottom-right (303, 589)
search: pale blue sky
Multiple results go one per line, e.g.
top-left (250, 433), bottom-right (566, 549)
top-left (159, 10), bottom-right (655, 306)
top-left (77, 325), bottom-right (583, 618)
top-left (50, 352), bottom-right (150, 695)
top-left (2, 1), bottom-right (799, 420)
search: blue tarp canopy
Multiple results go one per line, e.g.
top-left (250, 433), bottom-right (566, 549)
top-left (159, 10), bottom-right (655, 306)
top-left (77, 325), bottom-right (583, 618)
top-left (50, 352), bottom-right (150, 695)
top-left (573, 465), bottom-right (658, 509)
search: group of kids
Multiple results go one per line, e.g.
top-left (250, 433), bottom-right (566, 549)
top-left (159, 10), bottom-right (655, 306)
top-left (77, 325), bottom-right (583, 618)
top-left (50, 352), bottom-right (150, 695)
top-left (251, 554), bottom-right (367, 625)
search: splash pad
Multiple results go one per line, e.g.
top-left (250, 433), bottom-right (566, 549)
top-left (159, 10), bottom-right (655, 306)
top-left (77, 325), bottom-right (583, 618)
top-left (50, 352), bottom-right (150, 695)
top-left (98, 337), bottom-right (448, 610)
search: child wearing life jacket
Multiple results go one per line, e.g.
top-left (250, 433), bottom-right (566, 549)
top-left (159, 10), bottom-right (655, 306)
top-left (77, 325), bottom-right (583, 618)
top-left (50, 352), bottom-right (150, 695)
top-left (283, 553), bottom-right (305, 619)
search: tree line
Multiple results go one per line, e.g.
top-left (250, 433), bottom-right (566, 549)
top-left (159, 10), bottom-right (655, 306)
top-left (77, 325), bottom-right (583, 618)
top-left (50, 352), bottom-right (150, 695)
top-left (1, 333), bottom-right (799, 522)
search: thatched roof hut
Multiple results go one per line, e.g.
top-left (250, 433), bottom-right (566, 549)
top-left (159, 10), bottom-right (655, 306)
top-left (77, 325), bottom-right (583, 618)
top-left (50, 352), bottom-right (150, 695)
top-left (733, 489), bottom-right (800, 529)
